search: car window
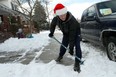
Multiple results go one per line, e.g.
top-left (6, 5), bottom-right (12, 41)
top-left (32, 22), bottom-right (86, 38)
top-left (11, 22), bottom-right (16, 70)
top-left (97, 1), bottom-right (116, 17)
top-left (81, 5), bottom-right (96, 22)
top-left (81, 9), bottom-right (88, 22)
top-left (87, 6), bottom-right (96, 17)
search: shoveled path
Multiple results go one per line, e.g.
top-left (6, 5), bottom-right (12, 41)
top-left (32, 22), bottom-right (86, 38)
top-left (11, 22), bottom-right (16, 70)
top-left (38, 33), bottom-right (74, 66)
top-left (0, 33), bottom-right (74, 65)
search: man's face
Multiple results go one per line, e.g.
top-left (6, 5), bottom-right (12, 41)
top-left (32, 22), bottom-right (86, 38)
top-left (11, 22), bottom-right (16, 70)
top-left (59, 13), bottom-right (67, 21)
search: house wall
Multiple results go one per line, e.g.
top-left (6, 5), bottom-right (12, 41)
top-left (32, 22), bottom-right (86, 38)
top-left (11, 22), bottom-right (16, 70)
top-left (0, 0), bottom-right (31, 39)
top-left (0, 0), bottom-right (12, 9)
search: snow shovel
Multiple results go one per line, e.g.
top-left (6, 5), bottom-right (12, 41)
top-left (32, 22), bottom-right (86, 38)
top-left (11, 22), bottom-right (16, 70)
top-left (52, 36), bottom-right (85, 65)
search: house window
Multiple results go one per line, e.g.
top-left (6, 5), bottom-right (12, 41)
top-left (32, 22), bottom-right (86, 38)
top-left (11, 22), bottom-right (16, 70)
top-left (0, 16), bottom-right (2, 25)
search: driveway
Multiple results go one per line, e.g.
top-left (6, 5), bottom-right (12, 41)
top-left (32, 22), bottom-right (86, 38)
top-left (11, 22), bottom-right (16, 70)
top-left (0, 33), bottom-right (74, 65)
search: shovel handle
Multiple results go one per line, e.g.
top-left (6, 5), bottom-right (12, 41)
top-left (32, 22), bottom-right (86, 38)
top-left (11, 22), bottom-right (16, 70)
top-left (52, 36), bottom-right (84, 65)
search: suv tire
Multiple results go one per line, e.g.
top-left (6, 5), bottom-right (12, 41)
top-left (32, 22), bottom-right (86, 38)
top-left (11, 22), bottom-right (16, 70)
top-left (106, 37), bottom-right (116, 61)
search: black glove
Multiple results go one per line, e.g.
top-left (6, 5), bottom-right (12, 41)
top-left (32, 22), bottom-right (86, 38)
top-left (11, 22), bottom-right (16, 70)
top-left (69, 50), bottom-right (74, 56)
top-left (48, 33), bottom-right (53, 38)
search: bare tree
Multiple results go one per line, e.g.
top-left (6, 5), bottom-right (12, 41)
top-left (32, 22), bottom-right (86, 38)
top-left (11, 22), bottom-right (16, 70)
top-left (41, 0), bottom-right (52, 26)
top-left (44, 1), bottom-right (50, 25)
top-left (14, 0), bottom-right (37, 33)
top-left (13, 0), bottom-right (53, 32)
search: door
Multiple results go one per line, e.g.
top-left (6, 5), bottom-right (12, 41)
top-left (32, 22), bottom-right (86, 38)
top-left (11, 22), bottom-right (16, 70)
top-left (82, 5), bottom-right (102, 44)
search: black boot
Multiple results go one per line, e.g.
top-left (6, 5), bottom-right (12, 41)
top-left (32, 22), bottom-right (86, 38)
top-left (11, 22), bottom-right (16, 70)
top-left (55, 56), bottom-right (63, 62)
top-left (74, 61), bottom-right (81, 73)
top-left (69, 50), bottom-right (74, 55)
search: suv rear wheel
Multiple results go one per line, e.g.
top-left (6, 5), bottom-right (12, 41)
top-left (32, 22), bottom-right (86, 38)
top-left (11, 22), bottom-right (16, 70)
top-left (106, 37), bottom-right (116, 61)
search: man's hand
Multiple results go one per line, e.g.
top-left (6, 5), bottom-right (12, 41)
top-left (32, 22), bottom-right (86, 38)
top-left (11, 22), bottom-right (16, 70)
top-left (48, 33), bottom-right (53, 38)
top-left (69, 50), bottom-right (74, 56)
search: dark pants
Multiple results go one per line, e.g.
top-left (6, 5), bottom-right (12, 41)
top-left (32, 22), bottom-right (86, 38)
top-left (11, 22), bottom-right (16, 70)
top-left (59, 35), bottom-right (82, 62)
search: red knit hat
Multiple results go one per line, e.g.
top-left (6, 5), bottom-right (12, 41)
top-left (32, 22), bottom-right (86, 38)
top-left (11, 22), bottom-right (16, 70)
top-left (54, 3), bottom-right (67, 16)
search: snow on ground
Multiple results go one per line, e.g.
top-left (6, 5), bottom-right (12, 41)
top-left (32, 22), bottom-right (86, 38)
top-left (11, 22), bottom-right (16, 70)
top-left (0, 30), bottom-right (116, 77)
top-left (0, 31), bottom-right (50, 52)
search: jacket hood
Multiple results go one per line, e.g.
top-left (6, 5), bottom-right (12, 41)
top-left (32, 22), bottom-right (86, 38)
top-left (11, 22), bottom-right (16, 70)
top-left (57, 11), bottom-right (73, 23)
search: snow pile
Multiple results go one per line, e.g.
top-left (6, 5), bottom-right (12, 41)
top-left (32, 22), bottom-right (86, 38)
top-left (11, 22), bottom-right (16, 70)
top-left (0, 31), bottom-right (50, 52)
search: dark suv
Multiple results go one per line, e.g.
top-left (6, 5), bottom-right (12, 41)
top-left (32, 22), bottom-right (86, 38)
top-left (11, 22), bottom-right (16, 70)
top-left (80, 0), bottom-right (116, 61)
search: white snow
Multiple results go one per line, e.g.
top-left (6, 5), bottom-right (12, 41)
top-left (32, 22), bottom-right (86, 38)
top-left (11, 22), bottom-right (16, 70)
top-left (0, 31), bottom-right (50, 52)
top-left (0, 30), bottom-right (116, 77)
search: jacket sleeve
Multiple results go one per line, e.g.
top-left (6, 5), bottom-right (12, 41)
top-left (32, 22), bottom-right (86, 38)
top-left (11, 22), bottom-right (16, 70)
top-left (49, 17), bottom-right (57, 35)
top-left (69, 19), bottom-right (80, 51)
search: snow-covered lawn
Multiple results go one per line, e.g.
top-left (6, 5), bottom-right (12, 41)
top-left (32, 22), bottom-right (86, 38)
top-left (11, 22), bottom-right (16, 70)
top-left (0, 31), bottom-right (116, 77)
top-left (0, 31), bottom-right (50, 52)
